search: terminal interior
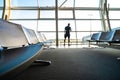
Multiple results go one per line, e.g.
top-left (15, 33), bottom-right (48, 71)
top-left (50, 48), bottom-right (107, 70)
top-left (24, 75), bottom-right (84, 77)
top-left (1, 0), bottom-right (120, 80)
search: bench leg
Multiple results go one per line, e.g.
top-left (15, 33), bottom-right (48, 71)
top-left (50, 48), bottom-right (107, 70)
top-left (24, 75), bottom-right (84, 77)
top-left (34, 60), bottom-right (51, 65)
top-left (88, 41), bottom-right (90, 47)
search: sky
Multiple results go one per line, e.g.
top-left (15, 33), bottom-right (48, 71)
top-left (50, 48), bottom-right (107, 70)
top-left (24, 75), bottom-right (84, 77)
top-left (0, 0), bottom-right (3, 6)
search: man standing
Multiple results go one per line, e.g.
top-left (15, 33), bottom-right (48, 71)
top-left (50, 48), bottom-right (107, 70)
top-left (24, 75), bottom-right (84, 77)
top-left (64, 23), bottom-right (71, 46)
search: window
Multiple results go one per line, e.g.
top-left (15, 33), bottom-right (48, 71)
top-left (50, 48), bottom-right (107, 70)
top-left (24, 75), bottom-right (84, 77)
top-left (8, 0), bottom-right (120, 45)
top-left (0, 0), bottom-right (3, 18)
top-left (11, 0), bottom-right (38, 6)
top-left (10, 10), bottom-right (37, 19)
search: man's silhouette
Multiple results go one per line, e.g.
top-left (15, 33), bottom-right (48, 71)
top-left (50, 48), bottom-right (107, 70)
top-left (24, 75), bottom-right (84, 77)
top-left (64, 23), bottom-right (71, 46)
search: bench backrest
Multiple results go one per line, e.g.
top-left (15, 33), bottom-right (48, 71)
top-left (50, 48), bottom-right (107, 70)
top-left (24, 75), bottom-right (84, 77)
top-left (0, 20), bottom-right (28, 48)
top-left (112, 30), bottom-right (120, 41)
top-left (91, 32), bottom-right (101, 41)
top-left (34, 31), bottom-right (44, 42)
top-left (99, 30), bottom-right (115, 41)
top-left (22, 26), bottom-right (39, 44)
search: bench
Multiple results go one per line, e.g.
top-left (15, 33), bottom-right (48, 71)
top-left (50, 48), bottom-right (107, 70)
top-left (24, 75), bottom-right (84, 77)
top-left (95, 30), bottom-right (120, 46)
top-left (98, 30), bottom-right (115, 44)
top-left (86, 30), bottom-right (120, 47)
top-left (87, 32), bottom-right (101, 47)
top-left (37, 32), bottom-right (54, 48)
top-left (108, 30), bottom-right (120, 45)
top-left (0, 19), bottom-right (51, 80)
top-left (0, 44), bottom-right (43, 80)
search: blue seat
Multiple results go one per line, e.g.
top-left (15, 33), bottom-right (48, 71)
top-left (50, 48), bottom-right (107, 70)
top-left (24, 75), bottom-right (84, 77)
top-left (0, 43), bottom-right (43, 80)
top-left (87, 32), bottom-right (101, 47)
top-left (108, 30), bottom-right (120, 44)
top-left (99, 30), bottom-right (115, 42)
top-left (92, 30), bottom-right (120, 46)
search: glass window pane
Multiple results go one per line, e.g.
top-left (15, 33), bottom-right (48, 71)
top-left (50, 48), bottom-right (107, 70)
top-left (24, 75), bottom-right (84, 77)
top-left (39, 0), bottom-right (55, 7)
top-left (75, 0), bottom-right (99, 7)
top-left (0, 10), bottom-right (2, 18)
top-left (10, 20), bottom-right (37, 30)
top-left (10, 10), bottom-right (37, 19)
top-left (58, 11), bottom-right (73, 18)
top-left (76, 20), bottom-right (102, 31)
top-left (11, 0), bottom-right (37, 6)
top-left (58, 0), bottom-right (73, 7)
top-left (108, 0), bottom-right (120, 8)
top-left (110, 21), bottom-right (120, 29)
top-left (0, 0), bottom-right (3, 7)
top-left (58, 32), bottom-right (64, 40)
top-left (77, 32), bottom-right (97, 40)
top-left (0, 0), bottom-right (3, 18)
top-left (109, 11), bottom-right (120, 19)
top-left (76, 11), bottom-right (100, 19)
top-left (41, 32), bottom-right (56, 40)
top-left (40, 11), bottom-right (55, 18)
top-left (38, 20), bottom-right (55, 31)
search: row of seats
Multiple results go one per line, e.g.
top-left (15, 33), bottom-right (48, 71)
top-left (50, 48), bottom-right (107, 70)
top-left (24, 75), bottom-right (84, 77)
top-left (86, 29), bottom-right (120, 47)
top-left (0, 19), bottom-right (51, 80)
top-left (0, 19), bottom-right (47, 50)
